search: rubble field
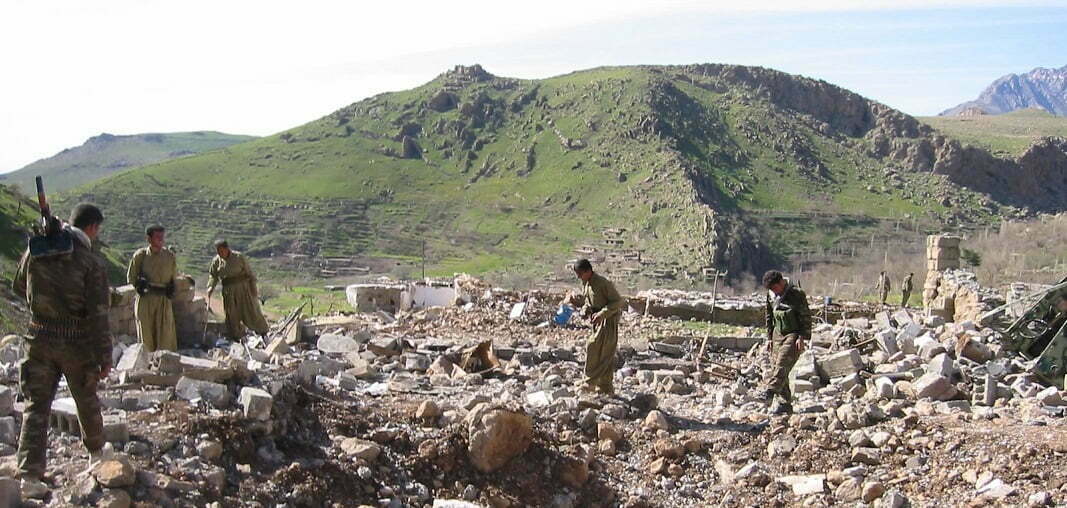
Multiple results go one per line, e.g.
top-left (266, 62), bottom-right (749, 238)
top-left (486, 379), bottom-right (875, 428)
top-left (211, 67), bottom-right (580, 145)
top-left (3, 280), bottom-right (1067, 508)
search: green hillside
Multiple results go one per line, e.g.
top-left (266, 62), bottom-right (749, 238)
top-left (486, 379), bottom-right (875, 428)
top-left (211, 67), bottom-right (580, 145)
top-left (61, 64), bottom-right (1044, 286)
top-left (921, 109), bottom-right (1067, 157)
top-left (3, 131), bottom-right (256, 193)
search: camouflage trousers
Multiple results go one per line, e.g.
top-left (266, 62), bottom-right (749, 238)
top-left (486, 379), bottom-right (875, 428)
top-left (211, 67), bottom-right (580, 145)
top-left (18, 337), bottom-right (104, 478)
top-left (766, 333), bottom-right (802, 402)
top-left (585, 316), bottom-right (619, 393)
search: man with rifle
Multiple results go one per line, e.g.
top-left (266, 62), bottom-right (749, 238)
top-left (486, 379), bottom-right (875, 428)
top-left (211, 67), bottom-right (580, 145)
top-left (13, 177), bottom-right (112, 499)
top-left (127, 225), bottom-right (178, 352)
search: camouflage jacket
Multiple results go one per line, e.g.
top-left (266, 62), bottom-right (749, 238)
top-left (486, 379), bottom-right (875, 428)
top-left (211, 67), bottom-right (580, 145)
top-left (765, 282), bottom-right (812, 338)
top-left (13, 225), bottom-right (112, 364)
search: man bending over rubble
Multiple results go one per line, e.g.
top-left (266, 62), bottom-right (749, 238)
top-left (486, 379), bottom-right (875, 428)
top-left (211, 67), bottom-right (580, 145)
top-left (207, 239), bottom-right (270, 340)
top-left (573, 259), bottom-right (624, 395)
top-left (762, 270), bottom-right (812, 414)
top-left (13, 203), bottom-right (112, 499)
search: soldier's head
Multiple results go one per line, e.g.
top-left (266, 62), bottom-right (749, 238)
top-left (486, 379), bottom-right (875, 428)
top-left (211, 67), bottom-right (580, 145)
top-left (573, 259), bottom-right (594, 282)
top-left (69, 203), bottom-right (104, 240)
top-left (213, 239), bottom-right (231, 258)
top-left (146, 225), bottom-right (165, 250)
top-left (762, 270), bottom-right (786, 295)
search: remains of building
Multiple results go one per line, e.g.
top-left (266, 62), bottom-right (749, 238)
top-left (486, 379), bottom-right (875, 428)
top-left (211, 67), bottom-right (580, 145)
top-left (1, 236), bottom-right (1066, 506)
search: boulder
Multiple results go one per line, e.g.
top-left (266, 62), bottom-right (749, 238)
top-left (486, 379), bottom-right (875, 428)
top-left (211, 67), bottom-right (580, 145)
top-left (93, 458), bottom-right (136, 488)
top-left (467, 406), bottom-right (533, 473)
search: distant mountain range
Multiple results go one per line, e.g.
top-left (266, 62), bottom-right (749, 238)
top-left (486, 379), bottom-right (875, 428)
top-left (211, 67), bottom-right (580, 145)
top-left (2, 131), bottom-right (256, 193)
top-left (941, 65), bottom-right (1067, 116)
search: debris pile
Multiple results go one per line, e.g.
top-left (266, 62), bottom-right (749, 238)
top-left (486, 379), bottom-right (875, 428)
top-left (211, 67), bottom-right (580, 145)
top-left (0, 273), bottom-right (1065, 507)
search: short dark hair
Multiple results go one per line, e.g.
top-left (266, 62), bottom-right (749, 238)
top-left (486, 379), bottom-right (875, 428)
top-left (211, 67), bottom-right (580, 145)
top-left (213, 239), bottom-right (229, 249)
top-left (762, 270), bottom-right (784, 289)
top-left (69, 203), bottom-right (104, 229)
top-left (146, 225), bottom-right (165, 237)
top-left (574, 259), bottom-right (593, 272)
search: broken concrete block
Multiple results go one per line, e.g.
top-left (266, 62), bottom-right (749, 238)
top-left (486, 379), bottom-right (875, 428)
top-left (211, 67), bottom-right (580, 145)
top-left (650, 342), bottom-right (685, 357)
top-left (817, 349), bottom-right (864, 379)
top-left (0, 386), bottom-right (12, 417)
top-left (115, 343), bottom-right (148, 371)
top-left (1035, 386), bottom-right (1064, 406)
top-left (913, 373), bottom-right (957, 401)
top-left (0, 416), bottom-right (16, 445)
top-left (873, 377), bottom-right (895, 400)
top-left (914, 334), bottom-right (946, 360)
top-left (175, 377), bottom-right (231, 409)
top-left (926, 353), bottom-right (956, 378)
top-left (875, 330), bottom-right (899, 355)
top-left (316, 333), bottom-right (359, 354)
top-left (367, 337), bottom-right (402, 356)
top-left (238, 387), bottom-right (273, 421)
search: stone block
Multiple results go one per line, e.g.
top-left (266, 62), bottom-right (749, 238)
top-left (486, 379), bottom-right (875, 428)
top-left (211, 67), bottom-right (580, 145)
top-left (0, 416), bottom-right (16, 445)
top-left (650, 342), bottom-right (685, 357)
top-left (913, 373), bottom-right (956, 401)
top-left (316, 333), bottom-right (359, 354)
top-left (875, 330), bottom-right (898, 355)
top-left (0, 386), bottom-right (13, 417)
top-left (116, 343), bottom-right (149, 371)
top-left (873, 377), bottom-right (895, 399)
top-left (238, 387), bottom-right (273, 421)
top-left (927, 235), bottom-right (961, 248)
top-left (926, 353), bottom-right (956, 378)
top-left (175, 377), bottom-right (231, 409)
top-left (914, 335), bottom-right (945, 360)
top-left (817, 349), bottom-right (864, 379)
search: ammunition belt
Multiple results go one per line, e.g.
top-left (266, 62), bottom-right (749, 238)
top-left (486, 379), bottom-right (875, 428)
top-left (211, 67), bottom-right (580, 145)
top-left (29, 316), bottom-right (86, 340)
top-left (144, 285), bottom-right (170, 296)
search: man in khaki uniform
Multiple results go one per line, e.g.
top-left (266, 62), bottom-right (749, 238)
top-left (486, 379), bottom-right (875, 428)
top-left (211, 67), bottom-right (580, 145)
top-left (901, 273), bottom-right (914, 309)
top-left (574, 259), bottom-right (623, 395)
top-left (877, 271), bottom-right (891, 306)
top-left (14, 203), bottom-right (112, 499)
top-left (127, 225), bottom-right (177, 352)
top-left (207, 240), bottom-right (269, 339)
top-left (763, 270), bottom-right (812, 415)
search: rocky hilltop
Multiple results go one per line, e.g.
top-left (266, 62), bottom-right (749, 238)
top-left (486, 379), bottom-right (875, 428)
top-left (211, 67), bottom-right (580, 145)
top-left (60, 64), bottom-right (1067, 283)
top-left (941, 65), bottom-right (1067, 117)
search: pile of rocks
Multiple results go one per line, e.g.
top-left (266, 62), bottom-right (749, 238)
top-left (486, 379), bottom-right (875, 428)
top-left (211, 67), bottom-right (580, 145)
top-left (0, 274), bottom-right (1064, 507)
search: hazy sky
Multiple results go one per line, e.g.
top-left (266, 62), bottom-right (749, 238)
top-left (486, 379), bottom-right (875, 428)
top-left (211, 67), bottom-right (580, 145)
top-left (2, 0), bottom-right (1065, 172)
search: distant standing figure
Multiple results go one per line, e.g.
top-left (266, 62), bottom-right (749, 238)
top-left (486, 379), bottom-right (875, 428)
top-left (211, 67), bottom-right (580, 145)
top-left (207, 240), bottom-right (269, 339)
top-left (901, 273), bottom-right (914, 308)
top-left (763, 270), bottom-right (812, 414)
top-left (128, 225), bottom-right (177, 352)
top-left (574, 259), bottom-right (624, 395)
top-left (877, 271), bottom-right (891, 306)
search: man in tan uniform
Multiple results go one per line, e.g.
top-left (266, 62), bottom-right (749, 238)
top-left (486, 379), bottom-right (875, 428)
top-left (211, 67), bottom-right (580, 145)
top-left (574, 259), bottom-right (624, 395)
top-left (877, 271), bottom-right (891, 306)
top-left (14, 203), bottom-right (112, 499)
top-left (127, 225), bottom-right (177, 352)
top-left (207, 240), bottom-right (269, 339)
